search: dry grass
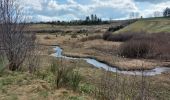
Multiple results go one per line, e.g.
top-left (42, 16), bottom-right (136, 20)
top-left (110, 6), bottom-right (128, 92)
top-left (0, 72), bottom-right (93, 100)
top-left (27, 22), bottom-right (125, 34)
top-left (3, 37), bottom-right (168, 100)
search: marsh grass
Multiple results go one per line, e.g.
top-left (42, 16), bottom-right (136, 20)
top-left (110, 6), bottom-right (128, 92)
top-left (69, 71), bottom-right (82, 91)
top-left (49, 59), bottom-right (82, 90)
top-left (95, 69), bottom-right (151, 100)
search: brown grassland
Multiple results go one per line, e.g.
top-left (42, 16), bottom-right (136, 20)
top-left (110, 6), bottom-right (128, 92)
top-left (1, 23), bottom-right (170, 100)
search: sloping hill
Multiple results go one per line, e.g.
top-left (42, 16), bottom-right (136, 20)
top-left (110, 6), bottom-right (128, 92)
top-left (116, 17), bottom-right (170, 33)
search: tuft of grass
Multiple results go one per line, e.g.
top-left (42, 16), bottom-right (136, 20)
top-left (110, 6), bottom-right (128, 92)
top-left (69, 71), bottom-right (82, 91)
top-left (79, 83), bottom-right (95, 94)
top-left (68, 96), bottom-right (85, 100)
top-left (38, 90), bottom-right (49, 98)
top-left (71, 34), bottom-right (78, 38)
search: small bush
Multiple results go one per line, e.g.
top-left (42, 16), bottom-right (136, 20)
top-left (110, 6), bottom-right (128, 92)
top-left (81, 35), bottom-right (102, 42)
top-left (103, 32), bottom-right (112, 40)
top-left (77, 29), bottom-right (88, 33)
top-left (66, 31), bottom-right (73, 33)
top-left (38, 90), bottom-right (49, 98)
top-left (79, 83), bottom-right (95, 94)
top-left (50, 60), bottom-right (83, 89)
top-left (44, 36), bottom-right (51, 39)
top-left (85, 33), bottom-right (88, 36)
top-left (69, 71), bottom-right (82, 91)
top-left (71, 34), bottom-right (78, 38)
top-left (52, 62), bottom-right (72, 88)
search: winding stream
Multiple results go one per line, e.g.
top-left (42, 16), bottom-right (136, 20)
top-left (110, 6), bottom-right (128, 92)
top-left (53, 46), bottom-right (170, 76)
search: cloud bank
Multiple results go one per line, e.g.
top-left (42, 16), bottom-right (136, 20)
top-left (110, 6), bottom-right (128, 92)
top-left (17, 0), bottom-right (170, 21)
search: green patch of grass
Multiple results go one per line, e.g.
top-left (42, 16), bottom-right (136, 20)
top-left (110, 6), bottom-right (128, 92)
top-left (79, 83), bottom-right (95, 94)
top-left (69, 71), bottom-right (82, 91)
top-left (68, 96), bottom-right (85, 100)
top-left (7, 94), bottom-right (18, 100)
top-left (0, 57), bottom-right (6, 76)
top-left (0, 71), bottom-right (32, 86)
top-left (116, 17), bottom-right (170, 33)
top-left (38, 90), bottom-right (49, 98)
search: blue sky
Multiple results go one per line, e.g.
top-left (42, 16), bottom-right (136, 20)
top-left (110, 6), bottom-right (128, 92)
top-left (19, 0), bottom-right (170, 22)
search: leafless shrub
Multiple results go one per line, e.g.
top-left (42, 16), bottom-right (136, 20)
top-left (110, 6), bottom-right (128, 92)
top-left (0, 0), bottom-right (36, 71)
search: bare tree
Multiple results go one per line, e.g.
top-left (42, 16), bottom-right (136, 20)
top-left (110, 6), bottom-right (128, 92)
top-left (0, 0), bottom-right (36, 71)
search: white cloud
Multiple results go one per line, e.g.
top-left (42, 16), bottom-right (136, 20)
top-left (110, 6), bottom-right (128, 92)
top-left (17, 0), bottom-right (139, 21)
top-left (18, 0), bottom-right (43, 11)
top-left (34, 14), bottom-right (79, 21)
top-left (138, 1), bottom-right (170, 18)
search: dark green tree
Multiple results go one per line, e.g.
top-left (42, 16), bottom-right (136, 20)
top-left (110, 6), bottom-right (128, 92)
top-left (163, 7), bottom-right (170, 17)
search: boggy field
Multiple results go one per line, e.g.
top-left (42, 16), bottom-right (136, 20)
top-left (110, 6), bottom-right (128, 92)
top-left (1, 20), bottom-right (170, 100)
top-left (37, 24), bottom-right (170, 71)
top-left (1, 0), bottom-right (170, 99)
top-left (34, 21), bottom-right (170, 99)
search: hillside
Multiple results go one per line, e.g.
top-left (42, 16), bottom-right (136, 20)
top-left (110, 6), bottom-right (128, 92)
top-left (116, 17), bottom-right (170, 33)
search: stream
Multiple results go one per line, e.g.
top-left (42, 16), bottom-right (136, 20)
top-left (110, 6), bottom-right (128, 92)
top-left (53, 46), bottom-right (170, 76)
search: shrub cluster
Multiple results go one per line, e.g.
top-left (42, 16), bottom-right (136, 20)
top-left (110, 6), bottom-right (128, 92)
top-left (103, 32), bottom-right (135, 42)
top-left (107, 25), bottom-right (124, 32)
top-left (119, 40), bottom-right (151, 58)
top-left (119, 32), bottom-right (170, 59)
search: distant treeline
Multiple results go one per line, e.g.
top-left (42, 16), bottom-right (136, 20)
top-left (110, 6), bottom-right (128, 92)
top-left (29, 14), bottom-right (111, 25)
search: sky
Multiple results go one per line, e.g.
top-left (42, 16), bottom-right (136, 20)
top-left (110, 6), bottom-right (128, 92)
top-left (18, 0), bottom-right (170, 22)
